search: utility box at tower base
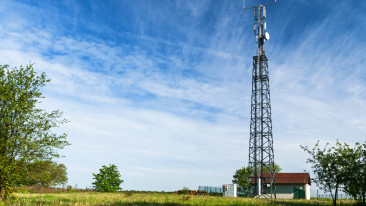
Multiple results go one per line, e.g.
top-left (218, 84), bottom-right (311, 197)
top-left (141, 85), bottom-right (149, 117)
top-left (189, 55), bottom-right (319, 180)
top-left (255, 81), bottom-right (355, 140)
top-left (223, 184), bottom-right (237, 197)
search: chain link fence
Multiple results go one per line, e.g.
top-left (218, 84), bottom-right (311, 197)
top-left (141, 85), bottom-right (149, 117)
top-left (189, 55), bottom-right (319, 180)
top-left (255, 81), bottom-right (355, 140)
top-left (311, 190), bottom-right (353, 199)
top-left (198, 186), bottom-right (223, 196)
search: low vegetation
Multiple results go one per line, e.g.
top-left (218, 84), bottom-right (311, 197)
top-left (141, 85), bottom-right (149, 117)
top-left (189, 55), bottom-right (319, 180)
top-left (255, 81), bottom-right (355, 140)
top-left (0, 191), bottom-right (362, 206)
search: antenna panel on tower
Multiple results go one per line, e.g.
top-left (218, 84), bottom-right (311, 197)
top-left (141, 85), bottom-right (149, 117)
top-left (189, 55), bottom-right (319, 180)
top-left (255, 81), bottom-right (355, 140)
top-left (244, 0), bottom-right (276, 9)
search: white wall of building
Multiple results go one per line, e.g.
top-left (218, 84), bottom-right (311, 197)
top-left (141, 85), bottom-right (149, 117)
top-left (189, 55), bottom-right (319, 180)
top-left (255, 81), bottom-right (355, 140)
top-left (305, 184), bottom-right (311, 200)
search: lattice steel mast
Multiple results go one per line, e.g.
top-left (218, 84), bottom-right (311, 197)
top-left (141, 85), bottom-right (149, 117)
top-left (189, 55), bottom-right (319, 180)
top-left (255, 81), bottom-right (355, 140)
top-left (244, 0), bottom-right (276, 198)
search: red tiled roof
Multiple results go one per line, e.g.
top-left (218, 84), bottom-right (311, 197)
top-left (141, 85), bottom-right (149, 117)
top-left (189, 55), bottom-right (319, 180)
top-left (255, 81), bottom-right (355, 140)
top-left (274, 173), bottom-right (311, 184)
top-left (250, 173), bottom-right (311, 185)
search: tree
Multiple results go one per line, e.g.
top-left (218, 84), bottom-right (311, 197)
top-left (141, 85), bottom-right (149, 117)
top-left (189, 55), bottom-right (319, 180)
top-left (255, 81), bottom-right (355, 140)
top-left (342, 142), bottom-right (366, 203)
top-left (232, 163), bottom-right (282, 194)
top-left (301, 141), bottom-right (358, 206)
top-left (92, 164), bottom-right (123, 192)
top-left (17, 160), bottom-right (68, 187)
top-left (0, 64), bottom-right (69, 199)
top-left (232, 166), bottom-right (253, 194)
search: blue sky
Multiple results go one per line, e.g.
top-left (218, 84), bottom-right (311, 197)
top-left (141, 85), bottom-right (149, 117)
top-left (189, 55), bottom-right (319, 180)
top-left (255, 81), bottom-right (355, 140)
top-left (0, 0), bottom-right (366, 191)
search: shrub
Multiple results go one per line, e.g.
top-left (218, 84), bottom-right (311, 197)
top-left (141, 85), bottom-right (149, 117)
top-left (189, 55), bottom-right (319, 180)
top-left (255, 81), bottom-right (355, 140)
top-left (92, 164), bottom-right (123, 192)
top-left (124, 191), bottom-right (133, 197)
top-left (67, 185), bottom-right (73, 192)
top-left (181, 187), bottom-right (189, 195)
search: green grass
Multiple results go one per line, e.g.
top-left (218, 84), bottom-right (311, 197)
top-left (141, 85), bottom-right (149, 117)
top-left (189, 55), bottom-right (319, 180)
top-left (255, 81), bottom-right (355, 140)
top-left (0, 192), bottom-right (361, 206)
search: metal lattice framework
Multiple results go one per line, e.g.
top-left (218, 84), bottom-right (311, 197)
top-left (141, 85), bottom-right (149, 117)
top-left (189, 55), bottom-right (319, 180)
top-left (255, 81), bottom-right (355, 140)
top-left (248, 4), bottom-right (276, 198)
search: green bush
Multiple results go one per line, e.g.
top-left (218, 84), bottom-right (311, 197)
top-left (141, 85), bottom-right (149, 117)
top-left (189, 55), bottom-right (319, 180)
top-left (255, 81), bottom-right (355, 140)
top-left (124, 191), bottom-right (133, 197)
top-left (181, 187), bottom-right (189, 195)
top-left (67, 185), bottom-right (74, 192)
top-left (92, 164), bottom-right (124, 192)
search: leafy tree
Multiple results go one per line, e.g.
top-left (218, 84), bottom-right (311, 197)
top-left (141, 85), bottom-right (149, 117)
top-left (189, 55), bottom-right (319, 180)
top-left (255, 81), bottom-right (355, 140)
top-left (301, 141), bottom-right (357, 206)
top-left (92, 164), bottom-right (123, 192)
top-left (232, 166), bottom-right (253, 194)
top-left (232, 163), bottom-right (281, 194)
top-left (0, 64), bottom-right (69, 199)
top-left (18, 160), bottom-right (68, 187)
top-left (342, 142), bottom-right (366, 203)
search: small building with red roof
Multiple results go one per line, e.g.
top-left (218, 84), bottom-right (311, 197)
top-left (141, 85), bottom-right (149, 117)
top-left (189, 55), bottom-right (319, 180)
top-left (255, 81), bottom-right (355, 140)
top-left (264, 173), bottom-right (311, 199)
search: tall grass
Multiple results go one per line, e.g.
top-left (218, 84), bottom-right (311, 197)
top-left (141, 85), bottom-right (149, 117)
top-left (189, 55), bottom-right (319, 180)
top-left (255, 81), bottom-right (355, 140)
top-left (0, 192), bottom-right (360, 206)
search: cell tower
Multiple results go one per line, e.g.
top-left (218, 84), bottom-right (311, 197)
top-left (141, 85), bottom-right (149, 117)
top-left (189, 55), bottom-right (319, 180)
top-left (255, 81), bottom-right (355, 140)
top-left (244, 0), bottom-right (276, 198)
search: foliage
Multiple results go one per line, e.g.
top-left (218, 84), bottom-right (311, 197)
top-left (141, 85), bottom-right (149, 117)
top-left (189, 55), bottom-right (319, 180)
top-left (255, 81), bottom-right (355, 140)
top-left (232, 166), bottom-right (253, 194)
top-left (66, 185), bottom-right (73, 192)
top-left (301, 140), bottom-right (366, 205)
top-left (17, 160), bottom-right (68, 187)
top-left (341, 142), bottom-right (366, 203)
top-left (0, 64), bottom-right (69, 199)
top-left (301, 141), bottom-right (343, 206)
top-left (181, 187), bottom-right (189, 195)
top-left (232, 163), bottom-right (282, 194)
top-left (92, 164), bottom-right (123, 192)
top-left (124, 191), bottom-right (133, 197)
top-left (13, 185), bottom-right (94, 194)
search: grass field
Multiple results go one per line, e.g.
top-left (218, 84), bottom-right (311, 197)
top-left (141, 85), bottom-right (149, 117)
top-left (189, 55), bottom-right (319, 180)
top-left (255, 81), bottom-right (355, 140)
top-left (0, 192), bottom-right (361, 206)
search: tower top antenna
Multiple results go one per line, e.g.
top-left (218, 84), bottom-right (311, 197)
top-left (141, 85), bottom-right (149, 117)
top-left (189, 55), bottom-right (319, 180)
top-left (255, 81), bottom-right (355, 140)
top-left (243, 0), bottom-right (276, 9)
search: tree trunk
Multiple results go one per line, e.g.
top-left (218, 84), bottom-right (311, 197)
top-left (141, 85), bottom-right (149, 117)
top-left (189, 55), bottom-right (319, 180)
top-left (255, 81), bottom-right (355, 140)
top-left (333, 185), bottom-right (338, 206)
top-left (363, 192), bottom-right (365, 203)
top-left (330, 189), bottom-right (335, 205)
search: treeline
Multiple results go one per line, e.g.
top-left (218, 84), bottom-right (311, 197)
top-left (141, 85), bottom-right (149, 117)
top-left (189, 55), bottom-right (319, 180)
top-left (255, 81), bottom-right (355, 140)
top-left (15, 160), bottom-right (67, 187)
